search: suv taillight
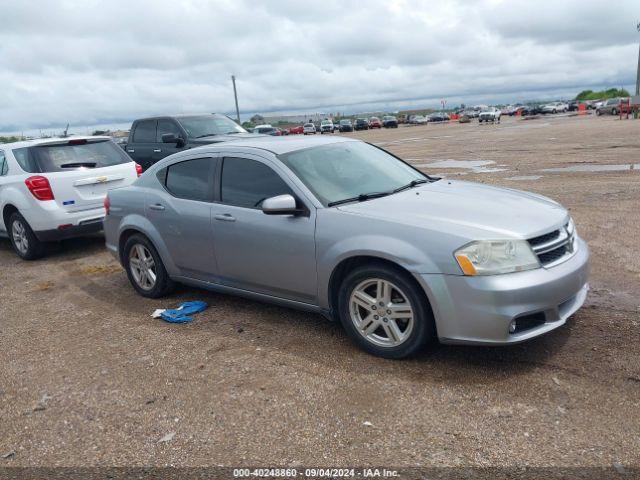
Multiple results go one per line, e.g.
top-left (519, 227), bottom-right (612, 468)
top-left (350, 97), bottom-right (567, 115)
top-left (104, 195), bottom-right (111, 215)
top-left (25, 176), bottom-right (55, 201)
top-left (135, 163), bottom-right (143, 177)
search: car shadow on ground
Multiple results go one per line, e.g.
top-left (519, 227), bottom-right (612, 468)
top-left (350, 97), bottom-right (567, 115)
top-left (0, 234), bottom-right (106, 262)
top-left (161, 282), bottom-right (576, 387)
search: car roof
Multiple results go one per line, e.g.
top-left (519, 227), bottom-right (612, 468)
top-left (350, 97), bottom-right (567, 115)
top-left (0, 135), bottom-right (111, 150)
top-left (193, 134), bottom-right (356, 155)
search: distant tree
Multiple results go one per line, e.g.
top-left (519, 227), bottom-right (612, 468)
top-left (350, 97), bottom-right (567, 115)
top-left (250, 114), bottom-right (264, 124)
top-left (0, 136), bottom-right (20, 143)
top-left (92, 130), bottom-right (108, 136)
top-left (241, 121), bottom-right (255, 130)
top-left (576, 88), bottom-right (629, 101)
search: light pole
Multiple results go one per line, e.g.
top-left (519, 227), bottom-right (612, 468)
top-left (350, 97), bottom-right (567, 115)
top-left (231, 75), bottom-right (241, 124)
top-left (636, 22), bottom-right (640, 96)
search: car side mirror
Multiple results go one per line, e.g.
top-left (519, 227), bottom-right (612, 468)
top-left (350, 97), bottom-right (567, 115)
top-left (262, 194), bottom-right (302, 216)
top-left (162, 133), bottom-right (185, 147)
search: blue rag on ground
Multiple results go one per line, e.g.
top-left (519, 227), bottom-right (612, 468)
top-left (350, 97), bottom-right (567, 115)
top-left (160, 301), bottom-right (208, 323)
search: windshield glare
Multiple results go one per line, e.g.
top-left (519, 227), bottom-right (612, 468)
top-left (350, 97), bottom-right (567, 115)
top-left (177, 114), bottom-right (246, 138)
top-left (279, 142), bottom-right (427, 206)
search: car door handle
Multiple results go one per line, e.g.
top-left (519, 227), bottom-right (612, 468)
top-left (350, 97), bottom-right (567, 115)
top-left (149, 203), bottom-right (165, 211)
top-left (214, 214), bottom-right (236, 222)
top-left (153, 149), bottom-right (162, 153)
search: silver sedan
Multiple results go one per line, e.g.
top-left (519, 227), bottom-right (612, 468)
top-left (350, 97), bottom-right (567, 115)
top-left (104, 136), bottom-right (589, 358)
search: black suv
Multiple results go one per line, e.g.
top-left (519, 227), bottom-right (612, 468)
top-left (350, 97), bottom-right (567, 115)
top-left (125, 114), bottom-right (260, 170)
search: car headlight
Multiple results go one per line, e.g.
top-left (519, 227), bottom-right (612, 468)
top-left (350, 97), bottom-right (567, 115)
top-left (454, 240), bottom-right (540, 276)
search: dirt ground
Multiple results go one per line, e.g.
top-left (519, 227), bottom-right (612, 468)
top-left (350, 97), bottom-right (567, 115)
top-left (1, 114), bottom-right (639, 470)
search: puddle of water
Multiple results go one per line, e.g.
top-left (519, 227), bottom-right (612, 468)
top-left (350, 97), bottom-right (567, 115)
top-left (541, 164), bottom-right (640, 173)
top-left (415, 159), bottom-right (508, 173)
top-left (506, 175), bottom-right (543, 181)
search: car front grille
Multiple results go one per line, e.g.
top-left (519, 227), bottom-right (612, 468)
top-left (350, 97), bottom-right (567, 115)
top-left (528, 221), bottom-right (576, 267)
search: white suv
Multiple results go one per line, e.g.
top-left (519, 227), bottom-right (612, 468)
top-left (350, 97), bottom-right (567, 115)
top-left (0, 136), bottom-right (139, 259)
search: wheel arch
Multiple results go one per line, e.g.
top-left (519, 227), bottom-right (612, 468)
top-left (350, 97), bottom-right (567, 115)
top-left (115, 216), bottom-right (178, 276)
top-left (2, 203), bottom-right (19, 230)
top-left (327, 255), bottom-right (435, 327)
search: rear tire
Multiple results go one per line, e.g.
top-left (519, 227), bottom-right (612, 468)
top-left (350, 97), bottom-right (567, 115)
top-left (8, 212), bottom-right (45, 260)
top-left (338, 263), bottom-right (435, 359)
top-left (612, 108), bottom-right (617, 116)
top-left (123, 234), bottom-right (174, 298)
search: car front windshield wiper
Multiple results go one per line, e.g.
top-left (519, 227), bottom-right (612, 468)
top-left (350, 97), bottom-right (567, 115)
top-left (327, 191), bottom-right (391, 207)
top-left (194, 133), bottom-right (219, 138)
top-left (60, 162), bottom-right (97, 168)
top-left (392, 178), bottom-right (428, 193)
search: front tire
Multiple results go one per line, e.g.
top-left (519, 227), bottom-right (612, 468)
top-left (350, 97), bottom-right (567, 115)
top-left (8, 212), bottom-right (45, 260)
top-left (124, 234), bottom-right (174, 298)
top-left (338, 263), bottom-right (435, 359)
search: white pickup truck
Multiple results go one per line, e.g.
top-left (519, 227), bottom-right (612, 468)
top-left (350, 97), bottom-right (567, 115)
top-left (478, 107), bottom-right (501, 123)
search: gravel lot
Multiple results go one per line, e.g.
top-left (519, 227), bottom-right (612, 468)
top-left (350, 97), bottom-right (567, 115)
top-left (1, 114), bottom-right (639, 469)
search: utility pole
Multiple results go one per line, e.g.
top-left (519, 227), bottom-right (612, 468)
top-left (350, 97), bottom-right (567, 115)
top-left (231, 75), bottom-right (240, 123)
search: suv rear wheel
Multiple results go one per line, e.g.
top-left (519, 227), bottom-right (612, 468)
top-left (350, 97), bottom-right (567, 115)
top-left (123, 234), bottom-right (174, 298)
top-left (338, 263), bottom-right (435, 359)
top-left (8, 212), bottom-right (45, 260)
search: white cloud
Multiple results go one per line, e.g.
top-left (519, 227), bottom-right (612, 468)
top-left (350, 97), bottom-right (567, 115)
top-left (0, 0), bottom-right (638, 133)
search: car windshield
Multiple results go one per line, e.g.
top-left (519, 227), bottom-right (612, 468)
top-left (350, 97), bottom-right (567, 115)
top-left (340, 120), bottom-right (351, 125)
top-left (304, 124), bottom-right (314, 127)
top-left (177, 114), bottom-right (247, 138)
top-left (321, 121), bottom-right (331, 125)
top-left (278, 142), bottom-right (427, 207)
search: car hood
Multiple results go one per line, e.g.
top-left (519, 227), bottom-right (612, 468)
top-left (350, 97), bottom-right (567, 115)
top-left (337, 180), bottom-right (568, 239)
top-left (190, 133), bottom-right (265, 144)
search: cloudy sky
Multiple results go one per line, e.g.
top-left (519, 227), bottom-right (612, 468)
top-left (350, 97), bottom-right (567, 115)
top-left (0, 0), bottom-right (638, 134)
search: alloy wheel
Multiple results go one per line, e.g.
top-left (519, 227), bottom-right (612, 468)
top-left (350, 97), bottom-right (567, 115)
top-left (129, 244), bottom-right (157, 290)
top-left (349, 278), bottom-right (414, 347)
top-left (11, 220), bottom-right (29, 255)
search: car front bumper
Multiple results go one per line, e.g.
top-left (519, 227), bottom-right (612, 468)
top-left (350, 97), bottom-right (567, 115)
top-left (415, 238), bottom-right (589, 345)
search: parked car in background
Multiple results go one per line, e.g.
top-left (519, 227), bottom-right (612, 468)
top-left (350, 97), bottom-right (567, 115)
top-left (303, 123), bottom-right (317, 135)
top-left (382, 115), bottom-right (398, 128)
top-left (253, 125), bottom-right (282, 136)
top-left (354, 118), bottom-right (369, 131)
top-left (411, 115), bottom-right (428, 125)
top-left (427, 112), bottom-right (450, 122)
top-left (596, 98), bottom-right (624, 116)
top-left (289, 126), bottom-right (304, 135)
top-left (568, 100), bottom-right (581, 112)
top-left (0, 136), bottom-right (140, 259)
top-left (541, 102), bottom-right (568, 114)
top-left (339, 119), bottom-right (354, 132)
top-left (478, 107), bottom-right (501, 123)
top-left (104, 136), bottom-right (589, 359)
top-left (320, 119), bottom-right (335, 134)
top-left (520, 105), bottom-right (543, 116)
top-left (368, 117), bottom-right (382, 128)
top-left (125, 114), bottom-right (259, 170)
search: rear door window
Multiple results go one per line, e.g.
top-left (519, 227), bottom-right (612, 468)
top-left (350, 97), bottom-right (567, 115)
top-left (14, 140), bottom-right (132, 173)
top-left (221, 157), bottom-right (293, 209)
top-left (132, 120), bottom-right (157, 142)
top-left (165, 158), bottom-right (214, 202)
